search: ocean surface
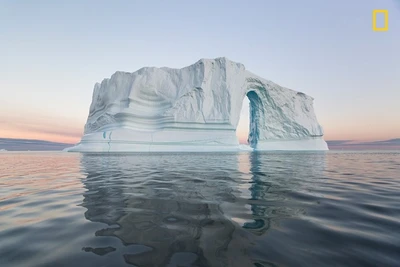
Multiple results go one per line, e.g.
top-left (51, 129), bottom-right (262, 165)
top-left (0, 151), bottom-right (399, 267)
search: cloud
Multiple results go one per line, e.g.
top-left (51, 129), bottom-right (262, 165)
top-left (0, 112), bottom-right (84, 143)
top-left (354, 138), bottom-right (400, 146)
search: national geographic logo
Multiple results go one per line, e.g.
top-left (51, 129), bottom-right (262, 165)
top-left (373, 10), bottom-right (388, 31)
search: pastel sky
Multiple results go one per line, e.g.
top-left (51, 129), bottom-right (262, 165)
top-left (1, 0), bottom-right (399, 144)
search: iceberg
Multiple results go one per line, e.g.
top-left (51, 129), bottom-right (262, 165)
top-left (67, 57), bottom-right (328, 152)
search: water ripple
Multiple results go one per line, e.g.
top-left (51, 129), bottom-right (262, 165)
top-left (0, 151), bottom-right (399, 266)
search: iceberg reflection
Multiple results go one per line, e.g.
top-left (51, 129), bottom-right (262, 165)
top-left (79, 151), bottom-right (326, 266)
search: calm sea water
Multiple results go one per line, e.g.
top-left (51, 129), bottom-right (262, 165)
top-left (0, 151), bottom-right (399, 267)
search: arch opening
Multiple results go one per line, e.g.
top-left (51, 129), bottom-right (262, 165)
top-left (236, 97), bottom-right (249, 145)
top-left (236, 90), bottom-right (264, 149)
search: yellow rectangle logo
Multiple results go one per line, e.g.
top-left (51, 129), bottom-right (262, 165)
top-left (373, 10), bottom-right (388, 31)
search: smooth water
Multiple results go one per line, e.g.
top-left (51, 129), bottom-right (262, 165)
top-left (0, 151), bottom-right (399, 267)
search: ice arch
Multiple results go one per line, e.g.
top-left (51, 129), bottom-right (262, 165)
top-left (240, 76), bottom-right (328, 150)
top-left (66, 57), bottom-right (328, 152)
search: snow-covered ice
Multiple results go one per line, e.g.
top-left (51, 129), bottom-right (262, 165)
top-left (67, 57), bottom-right (328, 152)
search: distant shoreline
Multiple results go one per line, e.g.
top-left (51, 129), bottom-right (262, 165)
top-left (1, 137), bottom-right (399, 152)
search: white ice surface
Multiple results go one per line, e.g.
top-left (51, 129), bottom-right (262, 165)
top-left (67, 57), bottom-right (328, 152)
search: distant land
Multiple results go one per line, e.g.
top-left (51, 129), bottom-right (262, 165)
top-left (326, 139), bottom-right (400, 150)
top-left (0, 138), bottom-right (73, 151)
top-left (0, 138), bottom-right (399, 151)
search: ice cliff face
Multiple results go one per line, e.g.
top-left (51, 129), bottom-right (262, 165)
top-left (68, 57), bottom-right (328, 152)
